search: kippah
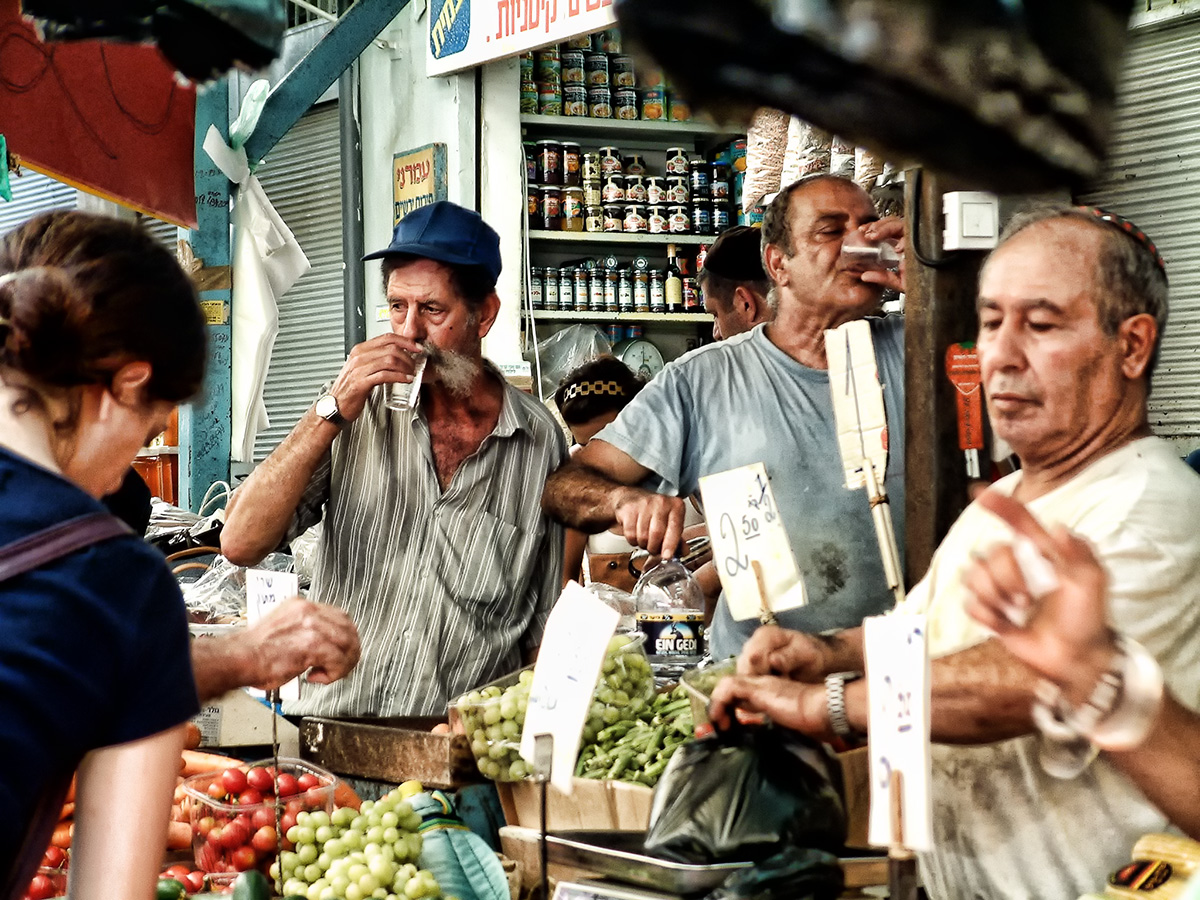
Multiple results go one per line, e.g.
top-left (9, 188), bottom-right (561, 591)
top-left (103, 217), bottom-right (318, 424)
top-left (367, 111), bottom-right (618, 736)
top-left (701, 225), bottom-right (767, 282)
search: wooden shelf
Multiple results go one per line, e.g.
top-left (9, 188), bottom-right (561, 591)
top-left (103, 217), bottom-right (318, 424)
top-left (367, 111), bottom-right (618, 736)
top-left (529, 230), bottom-right (712, 246)
top-left (520, 114), bottom-right (741, 143)
top-left (524, 310), bottom-right (711, 324)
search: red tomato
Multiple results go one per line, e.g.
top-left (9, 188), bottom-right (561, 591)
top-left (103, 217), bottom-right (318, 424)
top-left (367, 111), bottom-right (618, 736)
top-left (280, 810), bottom-right (298, 835)
top-left (183, 872), bottom-right (206, 894)
top-left (237, 789), bottom-right (263, 807)
top-left (250, 825), bottom-right (277, 853)
top-left (284, 798), bottom-right (304, 817)
top-left (245, 767), bottom-right (273, 793)
top-left (162, 864), bottom-right (190, 880)
top-left (230, 845), bottom-right (257, 872)
top-left (26, 874), bottom-right (55, 900)
top-left (206, 780), bottom-right (226, 800)
top-left (275, 772), bottom-right (300, 797)
top-left (302, 787), bottom-right (327, 808)
top-left (40, 846), bottom-right (66, 869)
top-left (195, 816), bottom-right (216, 839)
top-left (219, 818), bottom-right (250, 850)
top-left (220, 767), bottom-right (248, 796)
top-left (296, 773), bottom-right (320, 792)
top-left (196, 841), bottom-right (221, 872)
top-left (207, 825), bottom-right (224, 847)
top-left (250, 807), bottom-right (275, 830)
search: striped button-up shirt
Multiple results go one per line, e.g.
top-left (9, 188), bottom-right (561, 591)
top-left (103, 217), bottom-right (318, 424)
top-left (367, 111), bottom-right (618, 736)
top-left (283, 373), bottom-right (566, 717)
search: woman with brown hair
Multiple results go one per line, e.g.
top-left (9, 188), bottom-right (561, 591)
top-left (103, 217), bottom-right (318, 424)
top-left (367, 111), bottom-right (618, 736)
top-left (0, 211), bottom-right (206, 900)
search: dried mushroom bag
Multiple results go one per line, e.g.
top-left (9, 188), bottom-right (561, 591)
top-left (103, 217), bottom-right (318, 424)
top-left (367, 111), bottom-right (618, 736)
top-left (797, 125), bottom-right (833, 177)
top-left (742, 107), bottom-right (790, 212)
top-left (829, 136), bottom-right (856, 179)
top-left (644, 720), bottom-right (846, 865)
top-left (780, 116), bottom-right (806, 189)
top-left (854, 146), bottom-right (886, 191)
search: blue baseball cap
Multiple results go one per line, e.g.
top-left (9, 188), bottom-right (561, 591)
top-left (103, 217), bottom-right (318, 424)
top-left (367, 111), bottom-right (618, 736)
top-left (363, 200), bottom-right (502, 283)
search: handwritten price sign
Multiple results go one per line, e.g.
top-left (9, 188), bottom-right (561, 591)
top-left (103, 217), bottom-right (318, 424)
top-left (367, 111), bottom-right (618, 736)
top-left (698, 462), bottom-right (805, 622)
top-left (864, 613), bottom-right (932, 851)
top-left (246, 568), bottom-right (300, 701)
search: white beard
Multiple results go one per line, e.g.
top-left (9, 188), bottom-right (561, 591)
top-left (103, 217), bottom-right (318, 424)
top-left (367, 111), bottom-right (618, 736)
top-left (426, 344), bottom-right (480, 399)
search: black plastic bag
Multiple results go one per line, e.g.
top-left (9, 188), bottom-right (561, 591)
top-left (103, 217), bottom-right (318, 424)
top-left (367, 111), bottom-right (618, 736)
top-left (705, 847), bottom-right (844, 900)
top-left (644, 721), bottom-right (846, 865)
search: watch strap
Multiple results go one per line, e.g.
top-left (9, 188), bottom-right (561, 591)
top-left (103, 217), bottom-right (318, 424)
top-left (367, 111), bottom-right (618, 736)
top-left (825, 670), bottom-right (864, 739)
top-left (316, 394), bottom-right (345, 427)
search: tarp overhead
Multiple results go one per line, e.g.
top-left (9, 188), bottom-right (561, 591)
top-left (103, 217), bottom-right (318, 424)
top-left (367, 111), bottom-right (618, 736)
top-left (0, 0), bottom-right (197, 226)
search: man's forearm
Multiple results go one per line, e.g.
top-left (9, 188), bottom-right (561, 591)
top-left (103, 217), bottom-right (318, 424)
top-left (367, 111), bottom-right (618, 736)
top-left (542, 458), bottom-right (638, 532)
top-left (221, 412), bottom-right (337, 565)
top-left (191, 634), bottom-right (257, 703)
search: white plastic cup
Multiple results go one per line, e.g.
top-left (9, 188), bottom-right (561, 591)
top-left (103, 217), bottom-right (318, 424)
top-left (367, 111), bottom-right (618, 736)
top-left (384, 352), bottom-right (428, 411)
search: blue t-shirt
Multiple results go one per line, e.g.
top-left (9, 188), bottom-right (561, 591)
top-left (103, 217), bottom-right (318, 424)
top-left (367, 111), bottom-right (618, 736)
top-left (596, 318), bottom-right (905, 658)
top-left (0, 447), bottom-right (198, 882)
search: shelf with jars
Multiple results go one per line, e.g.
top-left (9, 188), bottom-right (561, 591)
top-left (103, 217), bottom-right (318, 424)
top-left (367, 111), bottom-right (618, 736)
top-left (520, 113), bottom-right (741, 144)
top-left (522, 310), bottom-right (712, 324)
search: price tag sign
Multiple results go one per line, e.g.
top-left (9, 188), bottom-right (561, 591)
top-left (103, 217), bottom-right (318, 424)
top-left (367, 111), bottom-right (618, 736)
top-left (826, 320), bottom-right (888, 490)
top-left (864, 613), bottom-right (932, 851)
top-left (245, 568), bottom-right (300, 702)
top-left (520, 582), bottom-right (620, 793)
top-left (698, 462), bottom-right (805, 622)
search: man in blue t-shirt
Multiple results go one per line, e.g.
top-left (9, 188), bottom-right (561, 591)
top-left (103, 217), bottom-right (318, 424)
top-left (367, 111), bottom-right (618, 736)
top-left (541, 174), bottom-right (906, 658)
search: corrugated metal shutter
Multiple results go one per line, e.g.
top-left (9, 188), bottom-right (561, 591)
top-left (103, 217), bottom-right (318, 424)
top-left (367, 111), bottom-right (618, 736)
top-left (1080, 15), bottom-right (1200, 450)
top-left (138, 214), bottom-right (182, 251)
top-left (251, 102), bottom-right (346, 462)
top-left (0, 170), bottom-right (76, 236)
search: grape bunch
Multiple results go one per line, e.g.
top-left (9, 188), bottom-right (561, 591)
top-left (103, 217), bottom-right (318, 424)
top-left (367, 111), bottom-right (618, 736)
top-left (272, 785), bottom-right (446, 900)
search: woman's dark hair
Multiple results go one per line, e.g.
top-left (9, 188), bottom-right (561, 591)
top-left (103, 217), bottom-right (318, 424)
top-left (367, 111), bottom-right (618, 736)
top-left (0, 211), bottom-right (206, 402)
top-left (554, 356), bottom-right (644, 426)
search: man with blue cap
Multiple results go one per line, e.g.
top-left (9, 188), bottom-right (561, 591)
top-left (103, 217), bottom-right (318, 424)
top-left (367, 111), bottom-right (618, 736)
top-left (222, 201), bottom-right (567, 717)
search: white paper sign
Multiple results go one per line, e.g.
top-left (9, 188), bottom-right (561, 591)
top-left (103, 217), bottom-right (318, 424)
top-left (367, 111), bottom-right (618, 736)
top-left (245, 568), bottom-right (300, 702)
top-left (520, 582), bottom-right (619, 793)
top-left (825, 320), bottom-right (889, 490)
top-left (865, 613), bottom-right (932, 852)
top-left (698, 462), bottom-right (805, 622)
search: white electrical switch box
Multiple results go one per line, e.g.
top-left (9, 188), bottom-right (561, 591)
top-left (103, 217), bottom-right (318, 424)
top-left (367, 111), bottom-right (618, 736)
top-left (943, 191), bottom-right (1000, 251)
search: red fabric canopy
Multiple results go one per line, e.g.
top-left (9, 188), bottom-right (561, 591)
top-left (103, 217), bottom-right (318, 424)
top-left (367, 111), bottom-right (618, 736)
top-left (0, 0), bottom-right (197, 226)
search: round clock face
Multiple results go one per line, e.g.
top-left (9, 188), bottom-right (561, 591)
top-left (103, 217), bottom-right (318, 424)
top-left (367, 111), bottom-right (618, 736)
top-left (618, 338), bottom-right (665, 380)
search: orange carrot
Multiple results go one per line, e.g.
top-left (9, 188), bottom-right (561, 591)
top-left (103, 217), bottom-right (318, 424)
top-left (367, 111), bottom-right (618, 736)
top-left (50, 822), bottom-right (73, 849)
top-left (58, 803), bottom-right (74, 822)
top-left (332, 780), bottom-right (362, 811)
top-left (180, 749), bottom-right (243, 777)
top-left (166, 820), bottom-right (192, 850)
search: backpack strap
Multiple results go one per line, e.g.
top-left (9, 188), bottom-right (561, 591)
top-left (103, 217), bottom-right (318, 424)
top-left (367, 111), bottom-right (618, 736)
top-left (0, 512), bottom-right (133, 584)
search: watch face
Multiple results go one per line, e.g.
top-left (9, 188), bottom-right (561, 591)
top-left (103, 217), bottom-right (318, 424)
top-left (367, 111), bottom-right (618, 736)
top-left (315, 394), bottom-right (339, 419)
top-left (618, 339), bottom-right (664, 380)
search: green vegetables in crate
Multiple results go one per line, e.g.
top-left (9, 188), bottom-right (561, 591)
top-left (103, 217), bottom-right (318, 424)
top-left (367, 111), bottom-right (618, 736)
top-left (576, 685), bottom-right (694, 786)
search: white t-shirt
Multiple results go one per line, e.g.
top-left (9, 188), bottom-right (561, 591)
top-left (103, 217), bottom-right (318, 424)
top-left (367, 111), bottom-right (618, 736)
top-left (896, 436), bottom-right (1200, 900)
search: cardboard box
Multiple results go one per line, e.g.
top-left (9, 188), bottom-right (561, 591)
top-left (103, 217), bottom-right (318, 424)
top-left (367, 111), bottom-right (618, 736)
top-left (190, 688), bottom-right (299, 754)
top-left (496, 777), bottom-right (654, 832)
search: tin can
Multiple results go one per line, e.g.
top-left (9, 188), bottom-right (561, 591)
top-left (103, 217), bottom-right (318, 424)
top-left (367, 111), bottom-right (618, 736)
top-left (604, 268), bottom-right (619, 311)
top-left (624, 154), bottom-right (646, 176)
top-left (535, 140), bottom-right (563, 185)
top-left (558, 268), bottom-right (573, 311)
top-left (584, 52), bottom-right (609, 87)
top-left (539, 186), bottom-right (562, 229)
top-left (599, 28), bottom-right (622, 53)
top-left (649, 269), bottom-right (667, 313)
top-left (544, 267), bottom-right (560, 310)
top-left (599, 146), bottom-right (622, 176)
top-left (563, 84), bottom-right (588, 117)
top-left (689, 164), bottom-right (710, 199)
top-left (624, 204), bottom-right (648, 233)
top-left (583, 179), bottom-right (603, 207)
top-left (529, 267), bottom-right (544, 310)
top-left (527, 185), bottom-right (540, 218)
top-left (648, 205), bottom-right (667, 234)
top-left (665, 148), bottom-right (690, 176)
top-left (587, 86), bottom-right (612, 119)
top-left (561, 187), bottom-right (585, 232)
top-left (601, 175), bottom-right (625, 204)
top-left (613, 88), bottom-right (638, 120)
top-left (573, 267), bottom-right (590, 312)
top-left (645, 177), bottom-right (666, 205)
top-left (589, 270), bottom-right (605, 311)
top-left (519, 82), bottom-right (538, 114)
top-left (713, 204), bottom-right (731, 233)
top-left (565, 34), bottom-right (592, 50)
top-left (561, 50), bottom-right (585, 85)
top-left (730, 138), bottom-right (748, 172)
top-left (618, 269), bottom-right (634, 312)
top-left (666, 176), bottom-right (690, 204)
top-left (585, 205), bottom-right (604, 233)
top-left (633, 269), bottom-right (650, 312)
top-left (624, 175), bottom-right (647, 204)
top-left (692, 200), bottom-right (713, 236)
top-left (668, 93), bottom-right (692, 121)
top-left (611, 55), bottom-right (636, 88)
top-left (562, 143), bottom-right (582, 186)
top-left (605, 323), bottom-right (622, 345)
top-left (537, 83), bottom-right (561, 116)
top-left (640, 88), bottom-right (666, 120)
top-left (683, 276), bottom-right (700, 311)
top-left (582, 152), bottom-right (602, 180)
top-left (535, 49), bottom-right (560, 85)
top-left (668, 205), bottom-right (691, 234)
top-left (603, 204), bottom-right (624, 232)
top-left (626, 324), bottom-right (644, 341)
top-left (519, 53), bottom-right (534, 83)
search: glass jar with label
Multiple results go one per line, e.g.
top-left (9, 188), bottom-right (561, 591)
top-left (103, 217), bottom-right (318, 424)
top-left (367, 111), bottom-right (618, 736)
top-left (538, 186), bottom-right (561, 230)
top-left (544, 267), bottom-right (560, 310)
top-left (691, 200), bottom-right (713, 236)
top-left (601, 175), bottom-right (625, 204)
top-left (645, 177), bottom-right (667, 206)
top-left (558, 268), bottom-right (574, 312)
top-left (649, 269), bottom-right (667, 313)
top-left (523, 142), bottom-right (537, 184)
top-left (647, 205), bottom-right (667, 234)
top-left (633, 269), bottom-right (650, 312)
top-left (527, 185), bottom-right (540, 219)
top-left (562, 146), bottom-right (581, 187)
top-left (604, 268), bottom-right (619, 312)
top-left (689, 163), bottom-right (710, 200)
top-left (561, 187), bottom-right (585, 232)
top-left (573, 267), bottom-right (590, 312)
top-left (683, 276), bottom-right (700, 311)
top-left (603, 204), bottom-right (624, 232)
top-left (589, 269), bottom-right (606, 311)
top-left (665, 148), bottom-right (690, 176)
top-left (666, 176), bottom-right (689, 204)
top-left (623, 204), bottom-right (648, 233)
top-left (536, 140), bottom-right (562, 185)
top-left (585, 206), bottom-right (604, 233)
top-left (713, 204), bottom-right (731, 233)
top-left (529, 267), bottom-right (544, 310)
top-left (583, 179), bottom-right (603, 207)
top-left (711, 164), bottom-right (731, 201)
top-left (599, 146), bottom-right (623, 176)
top-left (624, 175), bottom-right (647, 204)
top-left (582, 152), bottom-right (602, 181)
top-left (624, 154), bottom-right (647, 176)
top-left (667, 205), bottom-right (691, 234)
top-left (618, 268), bottom-right (634, 312)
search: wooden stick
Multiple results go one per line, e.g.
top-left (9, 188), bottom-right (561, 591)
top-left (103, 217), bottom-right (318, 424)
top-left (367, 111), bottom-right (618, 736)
top-left (751, 560), bottom-right (778, 625)
top-left (864, 462), bottom-right (906, 606)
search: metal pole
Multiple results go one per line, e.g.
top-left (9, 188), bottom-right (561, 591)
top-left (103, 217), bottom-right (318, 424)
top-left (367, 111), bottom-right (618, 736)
top-left (338, 10), bottom-right (366, 352)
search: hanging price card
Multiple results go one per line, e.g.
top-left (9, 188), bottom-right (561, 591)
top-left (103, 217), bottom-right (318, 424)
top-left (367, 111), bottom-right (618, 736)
top-left (865, 613), bottom-right (932, 851)
top-left (698, 462), bottom-right (805, 622)
top-left (245, 568), bottom-right (300, 701)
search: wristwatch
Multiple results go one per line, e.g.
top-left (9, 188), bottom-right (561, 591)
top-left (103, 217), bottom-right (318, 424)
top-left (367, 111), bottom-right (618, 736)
top-left (825, 671), bottom-right (864, 740)
top-left (314, 393), bottom-right (345, 427)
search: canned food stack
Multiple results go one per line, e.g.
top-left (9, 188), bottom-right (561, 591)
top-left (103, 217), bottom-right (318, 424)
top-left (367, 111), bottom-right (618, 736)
top-left (528, 247), bottom-right (705, 316)
top-left (520, 28), bottom-right (692, 122)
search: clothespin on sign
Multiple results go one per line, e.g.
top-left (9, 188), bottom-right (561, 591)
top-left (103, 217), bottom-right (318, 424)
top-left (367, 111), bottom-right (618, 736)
top-left (946, 342), bottom-right (984, 479)
top-left (825, 321), bottom-right (905, 606)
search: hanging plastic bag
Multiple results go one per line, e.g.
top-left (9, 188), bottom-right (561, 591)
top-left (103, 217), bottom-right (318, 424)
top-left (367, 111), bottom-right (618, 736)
top-left (644, 720), bottom-right (846, 865)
